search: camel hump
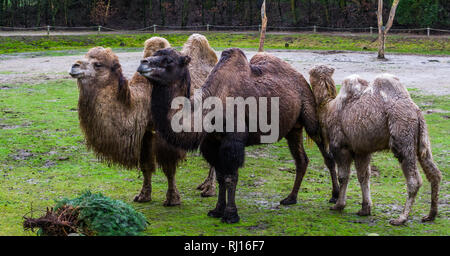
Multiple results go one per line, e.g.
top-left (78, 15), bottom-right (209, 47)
top-left (215, 48), bottom-right (249, 70)
top-left (372, 74), bottom-right (409, 98)
top-left (143, 37), bottom-right (171, 58)
top-left (182, 33), bottom-right (218, 66)
top-left (338, 74), bottom-right (370, 101)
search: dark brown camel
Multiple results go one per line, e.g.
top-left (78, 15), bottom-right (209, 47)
top-left (137, 47), bottom-right (339, 223)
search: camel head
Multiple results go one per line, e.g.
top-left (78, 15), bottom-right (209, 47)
top-left (69, 47), bottom-right (125, 90)
top-left (309, 65), bottom-right (337, 105)
top-left (138, 48), bottom-right (191, 97)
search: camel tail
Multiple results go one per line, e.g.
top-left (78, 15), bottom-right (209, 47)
top-left (416, 110), bottom-right (442, 222)
top-left (258, 0), bottom-right (267, 52)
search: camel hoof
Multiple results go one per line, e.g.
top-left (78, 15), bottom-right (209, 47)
top-left (208, 208), bottom-right (224, 218)
top-left (133, 191), bottom-right (152, 203)
top-left (221, 210), bottom-right (240, 224)
top-left (280, 196), bottom-right (297, 205)
top-left (201, 190), bottom-right (216, 197)
top-left (197, 183), bottom-right (206, 191)
top-left (421, 214), bottom-right (436, 223)
top-left (163, 199), bottom-right (181, 207)
top-left (163, 192), bottom-right (181, 206)
top-left (357, 208), bottom-right (371, 216)
top-left (389, 218), bottom-right (407, 226)
top-left (200, 185), bottom-right (216, 197)
top-left (330, 204), bottom-right (345, 211)
top-left (328, 197), bottom-right (338, 204)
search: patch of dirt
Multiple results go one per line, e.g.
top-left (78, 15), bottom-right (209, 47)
top-left (0, 49), bottom-right (449, 95)
top-left (10, 149), bottom-right (34, 160)
top-left (423, 109), bottom-right (450, 115)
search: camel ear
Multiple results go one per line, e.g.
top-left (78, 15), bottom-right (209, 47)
top-left (112, 63), bottom-right (121, 71)
top-left (181, 55), bottom-right (191, 66)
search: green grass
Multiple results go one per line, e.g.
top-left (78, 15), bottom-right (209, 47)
top-left (0, 32), bottom-right (449, 56)
top-left (0, 80), bottom-right (448, 236)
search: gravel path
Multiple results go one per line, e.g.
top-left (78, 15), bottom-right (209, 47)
top-left (1, 49), bottom-right (449, 95)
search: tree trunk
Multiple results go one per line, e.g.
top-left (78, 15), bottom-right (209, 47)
top-left (181, 0), bottom-right (189, 27)
top-left (160, 0), bottom-right (165, 25)
top-left (258, 0), bottom-right (267, 52)
top-left (377, 0), bottom-right (400, 59)
top-left (201, 0), bottom-right (205, 25)
top-left (378, 30), bottom-right (385, 59)
top-left (277, 0), bottom-right (283, 24)
top-left (290, 0), bottom-right (297, 24)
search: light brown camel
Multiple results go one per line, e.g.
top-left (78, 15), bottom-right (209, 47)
top-left (68, 34), bottom-right (218, 206)
top-left (309, 65), bottom-right (442, 225)
top-left (137, 48), bottom-right (339, 223)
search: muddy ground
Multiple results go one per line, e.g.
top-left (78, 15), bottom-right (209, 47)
top-left (0, 49), bottom-right (449, 95)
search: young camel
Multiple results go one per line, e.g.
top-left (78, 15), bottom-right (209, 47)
top-left (137, 48), bottom-right (339, 223)
top-left (309, 65), bottom-right (442, 225)
top-left (69, 34), bottom-right (218, 206)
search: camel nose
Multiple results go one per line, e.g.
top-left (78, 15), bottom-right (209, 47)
top-left (138, 59), bottom-right (152, 73)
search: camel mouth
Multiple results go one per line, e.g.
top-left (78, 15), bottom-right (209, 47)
top-left (69, 68), bottom-right (85, 78)
top-left (137, 66), bottom-right (164, 79)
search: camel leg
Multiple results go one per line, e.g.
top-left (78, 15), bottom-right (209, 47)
top-left (196, 166), bottom-right (216, 197)
top-left (161, 163), bottom-right (181, 206)
top-left (200, 137), bottom-right (225, 217)
top-left (208, 172), bottom-right (226, 218)
top-left (355, 154), bottom-right (372, 216)
top-left (390, 155), bottom-right (422, 226)
top-left (134, 166), bottom-right (154, 202)
top-left (217, 135), bottom-right (245, 224)
top-left (418, 152), bottom-right (442, 222)
top-left (280, 127), bottom-right (308, 205)
top-left (330, 148), bottom-right (352, 211)
top-left (313, 138), bottom-right (339, 203)
top-left (222, 172), bottom-right (239, 224)
top-left (303, 118), bottom-right (339, 203)
top-left (134, 131), bottom-right (155, 202)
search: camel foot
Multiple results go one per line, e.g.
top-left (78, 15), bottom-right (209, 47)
top-left (221, 208), bottom-right (240, 224)
top-left (280, 195), bottom-right (297, 205)
top-left (200, 183), bottom-right (216, 197)
top-left (357, 207), bottom-right (371, 216)
top-left (330, 203), bottom-right (346, 211)
top-left (133, 187), bottom-right (152, 203)
top-left (421, 212), bottom-right (437, 223)
top-left (163, 190), bottom-right (181, 206)
top-left (208, 207), bottom-right (225, 218)
top-left (389, 217), bottom-right (407, 226)
top-left (329, 196), bottom-right (338, 203)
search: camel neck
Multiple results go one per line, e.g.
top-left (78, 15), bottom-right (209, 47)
top-left (150, 81), bottom-right (205, 151)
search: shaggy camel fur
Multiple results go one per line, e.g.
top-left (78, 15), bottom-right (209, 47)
top-left (69, 34), bottom-right (218, 206)
top-left (309, 65), bottom-right (442, 225)
top-left (137, 48), bottom-right (339, 223)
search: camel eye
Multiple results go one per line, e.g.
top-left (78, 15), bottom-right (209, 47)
top-left (94, 62), bottom-right (102, 68)
top-left (163, 58), bottom-right (173, 65)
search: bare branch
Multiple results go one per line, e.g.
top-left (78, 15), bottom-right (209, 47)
top-left (384, 0), bottom-right (400, 34)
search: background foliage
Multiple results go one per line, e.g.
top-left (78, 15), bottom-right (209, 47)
top-left (0, 0), bottom-right (449, 28)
